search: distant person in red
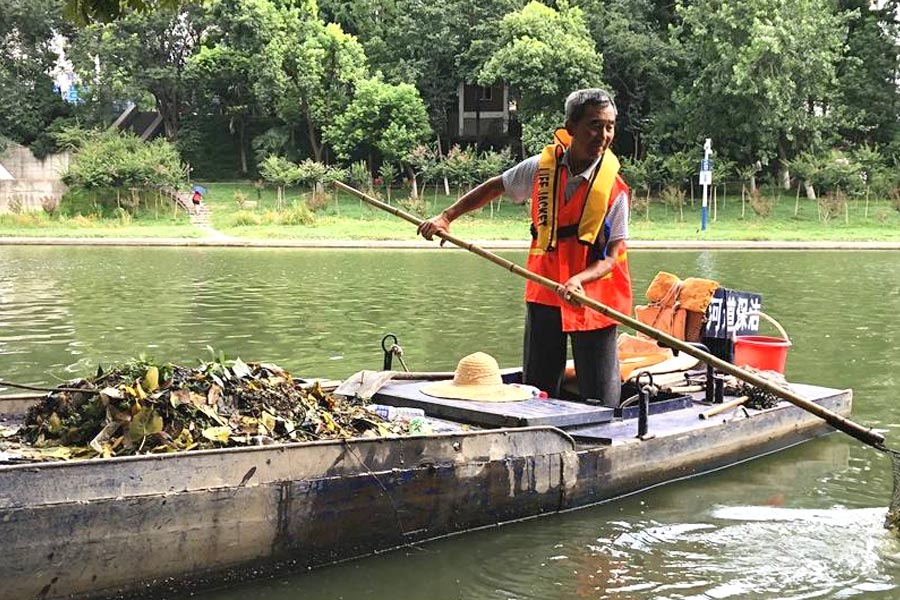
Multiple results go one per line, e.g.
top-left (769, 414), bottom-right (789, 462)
top-left (191, 189), bottom-right (202, 214)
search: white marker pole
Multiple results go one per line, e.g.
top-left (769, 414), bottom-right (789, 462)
top-left (700, 139), bottom-right (712, 231)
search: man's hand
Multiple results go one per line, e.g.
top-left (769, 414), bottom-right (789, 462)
top-left (559, 275), bottom-right (585, 305)
top-left (417, 211), bottom-right (451, 243)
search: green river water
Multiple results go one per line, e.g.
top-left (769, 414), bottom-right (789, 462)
top-left (2, 246), bottom-right (900, 599)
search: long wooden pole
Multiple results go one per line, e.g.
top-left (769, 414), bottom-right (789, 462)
top-left (334, 181), bottom-right (886, 449)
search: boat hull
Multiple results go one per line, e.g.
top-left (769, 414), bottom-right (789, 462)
top-left (0, 386), bottom-right (851, 600)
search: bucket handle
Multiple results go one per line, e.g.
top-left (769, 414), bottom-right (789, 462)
top-left (747, 310), bottom-right (790, 344)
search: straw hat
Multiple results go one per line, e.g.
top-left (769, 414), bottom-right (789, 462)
top-left (421, 352), bottom-right (532, 402)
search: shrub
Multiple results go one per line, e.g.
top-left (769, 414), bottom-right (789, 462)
top-left (7, 197), bottom-right (24, 214)
top-left (114, 207), bottom-right (132, 226)
top-left (70, 214), bottom-right (98, 227)
top-left (277, 203), bottom-right (316, 226)
top-left (873, 207), bottom-right (893, 224)
top-left (41, 196), bottom-right (60, 216)
top-left (817, 191), bottom-right (847, 224)
top-left (398, 196), bottom-right (426, 216)
top-left (659, 185), bottom-right (685, 221)
top-left (890, 187), bottom-right (900, 213)
top-left (348, 160), bottom-right (372, 192)
top-left (749, 190), bottom-right (773, 218)
top-left (0, 212), bottom-right (44, 226)
top-left (305, 192), bottom-right (331, 212)
top-left (630, 194), bottom-right (650, 221)
top-left (230, 210), bottom-right (262, 226)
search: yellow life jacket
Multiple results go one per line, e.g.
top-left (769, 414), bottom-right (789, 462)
top-left (532, 128), bottom-right (621, 254)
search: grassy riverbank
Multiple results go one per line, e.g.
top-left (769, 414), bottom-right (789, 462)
top-left (2, 181), bottom-right (900, 241)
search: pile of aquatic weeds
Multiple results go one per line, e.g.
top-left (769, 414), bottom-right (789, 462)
top-left (6, 357), bottom-right (406, 461)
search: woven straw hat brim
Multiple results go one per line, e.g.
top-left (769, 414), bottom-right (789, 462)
top-left (421, 381), bottom-right (532, 402)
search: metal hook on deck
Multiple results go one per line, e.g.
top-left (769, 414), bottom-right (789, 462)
top-left (634, 371), bottom-right (656, 440)
top-left (380, 334), bottom-right (410, 372)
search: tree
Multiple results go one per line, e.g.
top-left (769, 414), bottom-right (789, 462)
top-left (669, 0), bottom-right (850, 180)
top-left (258, 154), bottom-right (300, 208)
top-left (254, 4), bottom-right (367, 163)
top-left (0, 0), bottom-right (72, 155)
top-left (68, 5), bottom-right (210, 139)
top-left (833, 0), bottom-right (900, 147)
top-left (575, 0), bottom-right (680, 159)
top-left (63, 0), bottom-right (183, 25)
top-left (183, 0), bottom-right (283, 174)
top-left (62, 129), bottom-right (184, 212)
top-left (478, 1), bottom-right (604, 153)
top-left (324, 77), bottom-right (431, 197)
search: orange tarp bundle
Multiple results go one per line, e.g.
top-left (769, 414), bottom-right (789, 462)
top-left (636, 272), bottom-right (720, 342)
top-left (616, 333), bottom-right (672, 380)
top-left (564, 334), bottom-right (692, 385)
top-left (679, 277), bottom-right (719, 313)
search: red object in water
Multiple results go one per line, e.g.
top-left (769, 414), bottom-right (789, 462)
top-left (733, 335), bottom-right (792, 373)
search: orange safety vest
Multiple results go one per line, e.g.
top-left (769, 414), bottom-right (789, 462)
top-left (525, 131), bottom-right (633, 332)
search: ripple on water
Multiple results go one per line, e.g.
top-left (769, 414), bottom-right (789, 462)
top-left (573, 507), bottom-right (900, 600)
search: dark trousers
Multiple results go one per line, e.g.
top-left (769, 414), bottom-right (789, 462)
top-left (522, 302), bottom-right (621, 406)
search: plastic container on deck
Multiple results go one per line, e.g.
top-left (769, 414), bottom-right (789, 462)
top-left (732, 311), bottom-right (792, 374)
top-left (733, 335), bottom-right (792, 373)
top-left (367, 404), bottom-right (426, 421)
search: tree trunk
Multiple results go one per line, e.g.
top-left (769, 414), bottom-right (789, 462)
top-left (794, 183), bottom-right (801, 217)
top-left (155, 88), bottom-right (180, 140)
top-left (713, 185), bottom-right (717, 222)
top-left (804, 181), bottom-right (816, 200)
top-left (405, 164), bottom-right (419, 200)
top-left (436, 136), bottom-right (450, 195)
top-left (741, 184), bottom-right (746, 219)
top-left (778, 136), bottom-right (791, 189)
top-left (645, 187), bottom-right (650, 221)
top-left (238, 117), bottom-right (248, 176)
top-left (306, 117), bottom-right (323, 163)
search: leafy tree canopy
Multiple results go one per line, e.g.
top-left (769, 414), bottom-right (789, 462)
top-left (324, 77), bottom-right (431, 165)
top-left (478, 0), bottom-right (604, 152)
top-left (0, 0), bottom-right (72, 155)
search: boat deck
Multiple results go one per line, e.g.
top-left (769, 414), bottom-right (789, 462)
top-left (567, 383), bottom-right (841, 445)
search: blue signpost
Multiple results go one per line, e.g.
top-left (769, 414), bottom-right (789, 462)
top-left (699, 139), bottom-right (713, 231)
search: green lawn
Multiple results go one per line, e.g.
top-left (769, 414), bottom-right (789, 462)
top-left (2, 180), bottom-right (900, 241)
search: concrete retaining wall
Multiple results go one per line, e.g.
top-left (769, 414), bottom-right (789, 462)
top-left (0, 143), bottom-right (70, 214)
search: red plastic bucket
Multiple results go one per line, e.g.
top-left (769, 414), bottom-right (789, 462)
top-left (733, 335), bottom-right (792, 373)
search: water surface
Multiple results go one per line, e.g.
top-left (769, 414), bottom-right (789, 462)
top-left (2, 246), bottom-right (899, 599)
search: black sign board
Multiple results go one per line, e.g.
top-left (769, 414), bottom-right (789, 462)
top-left (703, 287), bottom-right (762, 339)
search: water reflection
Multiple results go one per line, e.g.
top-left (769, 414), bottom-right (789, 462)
top-left (2, 246), bottom-right (900, 599)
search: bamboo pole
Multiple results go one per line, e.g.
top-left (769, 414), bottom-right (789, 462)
top-left (334, 180), bottom-right (886, 450)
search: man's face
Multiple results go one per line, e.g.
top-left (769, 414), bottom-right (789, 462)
top-left (566, 103), bottom-right (616, 161)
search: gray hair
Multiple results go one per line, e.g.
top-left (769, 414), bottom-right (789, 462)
top-left (565, 88), bottom-right (617, 123)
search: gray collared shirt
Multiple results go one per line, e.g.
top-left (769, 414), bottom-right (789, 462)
top-left (501, 150), bottom-right (629, 244)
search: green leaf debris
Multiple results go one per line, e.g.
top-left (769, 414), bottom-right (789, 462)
top-left (2, 357), bottom-right (406, 462)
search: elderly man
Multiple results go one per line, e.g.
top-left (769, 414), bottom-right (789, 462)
top-left (417, 88), bottom-right (632, 406)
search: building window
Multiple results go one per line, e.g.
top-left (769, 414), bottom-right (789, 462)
top-left (480, 86), bottom-right (493, 101)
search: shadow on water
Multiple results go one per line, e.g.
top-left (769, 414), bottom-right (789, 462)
top-left (2, 247), bottom-right (900, 598)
